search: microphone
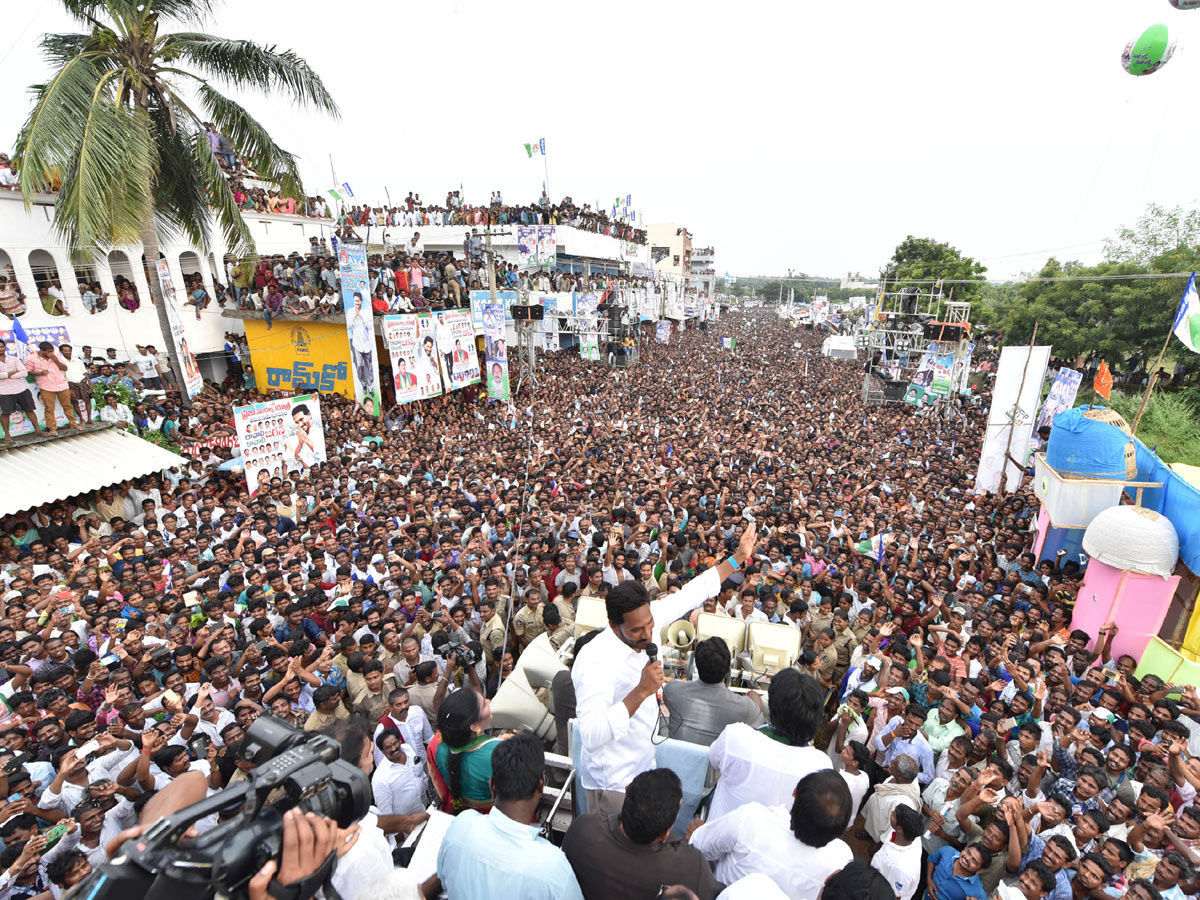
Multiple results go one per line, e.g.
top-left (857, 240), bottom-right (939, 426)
top-left (645, 642), bottom-right (658, 664)
top-left (645, 643), bottom-right (666, 718)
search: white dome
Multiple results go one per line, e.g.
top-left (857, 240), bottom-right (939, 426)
top-left (1081, 505), bottom-right (1180, 577)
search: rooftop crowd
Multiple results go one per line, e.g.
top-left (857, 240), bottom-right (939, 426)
top-left (0, 309), bottom-right (1191, 900)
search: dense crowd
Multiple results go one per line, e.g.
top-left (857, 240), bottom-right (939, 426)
top-left (0, 310), bottom-right (1191, 900)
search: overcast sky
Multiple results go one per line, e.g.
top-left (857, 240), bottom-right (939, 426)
top-left (1, 0), bottom-right (1196, 280)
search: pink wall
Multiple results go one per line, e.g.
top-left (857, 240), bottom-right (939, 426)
top-left (1070, 559), bottom-right (1180, 663)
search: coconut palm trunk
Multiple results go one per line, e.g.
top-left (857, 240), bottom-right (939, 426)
top-left (138, 218), bottom-right (190, 400)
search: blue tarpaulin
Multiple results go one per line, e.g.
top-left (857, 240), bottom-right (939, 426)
top-left (1127, 439), bottom-right (1200, 575)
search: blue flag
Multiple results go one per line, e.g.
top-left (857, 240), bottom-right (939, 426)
top-left (10, 317), bottom-right (29, 360)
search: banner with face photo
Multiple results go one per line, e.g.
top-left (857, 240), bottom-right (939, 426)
top-left (517, 226), bottom-right (538, 269)
top-left (383, 315), bottom-right (422, 405)
top-left (536, 225), bottom-right (556, 268)
top-left (338, 242), bottom-right (381, 415)
top-left (656, 321), bottom-right (671, 344)
top-left (577, 292), bottom-right (600, 360)
top-left (433, 308), bottom-right (480, 392)
top-left (235, 393), bottom-right (327, 495)
top-left (156, 260), bottom-right (203, 399)
top-left (1036, 367), bottom-right (1083, 431)
top-left (483, 303), bottom-right (509, 401)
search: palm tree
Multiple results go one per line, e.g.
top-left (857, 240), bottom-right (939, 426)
top-left (13, 0), bottom-right (338, 403)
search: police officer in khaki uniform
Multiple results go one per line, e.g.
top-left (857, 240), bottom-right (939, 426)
top-left (512, 591), bottom-right (547, 649)
top-left (813, 627), bottom-right (839, 691)
top-left (543, 604), bottom-right (569, 651)
top-left (478, 598), bottom-right (506, 668)
top-left (805, 593), bottom-right (834, 652)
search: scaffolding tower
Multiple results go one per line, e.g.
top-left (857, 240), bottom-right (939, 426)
top-left (856, 287), bottom-right (972, 407)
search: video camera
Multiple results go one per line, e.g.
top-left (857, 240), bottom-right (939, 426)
top-left (69, 715), bottom-right (370, 900)
top-left (436, 635), bottom-right (477, 669)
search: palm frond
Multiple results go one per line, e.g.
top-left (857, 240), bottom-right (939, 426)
top-left (55, 83), bottom-right (156, 251)
top-left (195, 82), bottom-right (302, 199)
top-left (39, 32), bottom-right (115, 67)
top-left (13, 54), bottom-right (107, 201)
top-left (188, 129), bottom-right (256, 260)
top-left (60, 0), bottom-right (214, 26)
top-left (149, 114), bottom-right (209, 250)
top-left (164, 33), bottom-right (339, 114)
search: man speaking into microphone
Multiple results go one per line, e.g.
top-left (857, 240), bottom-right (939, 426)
top-left (572, 526), bottom-right (758, 816)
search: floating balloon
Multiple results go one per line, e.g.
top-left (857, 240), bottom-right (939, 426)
top-left (1169, 0), bottom-right (1200, 9)
top-left (1122, 24), bottom-right (1176, 75)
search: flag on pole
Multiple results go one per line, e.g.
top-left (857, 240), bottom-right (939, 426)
top-left (1094, 359), bottom-right (1113, 399)
top-left (524, 139), bottom-right (544, 157)
top-left (328, 188), bottom-right (343, 202)
top-left (340, 182), bottom-right (354, 198)
top-left (1172, 272), bottom-right (1200, 354)
top-left (10, 317), bottom-right (29, 361)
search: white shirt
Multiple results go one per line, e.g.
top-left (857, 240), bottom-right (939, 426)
top-left (374, 708), bottom-right (433, 765)
top-left (690, 802), bottom-right (853, 899)
top-left (571, 566), bottom-right (721, 791)
top-left (707, 721), bottom-right (832, 821)
top-left (716, 873), bottom-right (791, 900)
top-left (371, 753), bottom-right (425, 826)
top-left (130, 353), bottom-right (159, 378)
top-left (871, 833), bottom-right (923, 900)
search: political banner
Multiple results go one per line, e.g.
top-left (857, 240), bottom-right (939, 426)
top-left (517, 226), bottom-right (538, 269)
top-left (434, 308), bottom-right (481, 392)
top-left (541, 328), bottom-right (560, 352)
top-left (383, 315), bottom-right (436, 405)
top-left (469, 290), bottom-right (519, 330)
top-left (483, 303), bottom-right (509, 401)
top-left (1036, 367), bottom-right (1083, 431)
top-left (577, 292), bottom-right (600, 360)
top-left (156, 260), bottom-right (202, 399)
top-left (338, 242), bottom-right (381, 416)
top-left (953, 343), bottom-right (976, 393)
top-left (929, 347), bottom-right (957, 397)
top-left (537, 225), bottom-right (556, 269)
top-left (721, 337), bottom-right (736, 351)
top-left (974, 345), bottom-right (1052, 493)
top-left (234, 394), bottom-right (327, 495)
top-left (905, 347), bottom-right (938, 406)
top-left (244, 320), bottom-right (354, 399)
top-left (656, 321), bottom-right (671, 344)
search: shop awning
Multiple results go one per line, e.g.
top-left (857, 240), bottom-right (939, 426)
top-left (0, 427), bottom-right (185, 517)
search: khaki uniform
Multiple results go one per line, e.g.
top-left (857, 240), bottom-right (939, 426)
top-left (805, 612), bottom-right (834, 650)
top-left (480, 615), bottom-right (507, 665)
top-left (815, 644), bottom-right (839, 687)
top-left (513, 603), bottom-right (547, 645)
top-left (552, 597), bottom-right (576, 628)
top-left (547, 625), bottom-right (570, 651)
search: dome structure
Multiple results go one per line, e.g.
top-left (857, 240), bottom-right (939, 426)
top-left (1081, 505), bottom-right (1180, 577)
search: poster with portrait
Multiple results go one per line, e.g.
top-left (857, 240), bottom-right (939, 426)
top-left (517, 226), bottom-right (538, 269)
top-left (576, 292), bottom-right (600, 360)
top-left (929, 347), bottom-right (957, 397)
top-left (434, 308), bottom-right (480, 392)
top-left (383, 315), bottom-right (423, 406)
top-left (338, 242), bottom-right (380, 415)
top-left (1036, 367), bottom-right (1083, 431)
top-left (235, 393), bottom-right (327, 495)
top-left (536, 225), bottom-right (556, 269)
top-left (656, 321), bottom-right (671, 344)
top-left (155, 260), bottom-right (202, 399)
top-left (905, 348), bottom-right (938, 405)
top-left (483, 303), bottom-right (509, 401)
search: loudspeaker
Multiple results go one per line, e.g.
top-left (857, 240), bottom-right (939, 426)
top-left (512, 304), bottom-right (545, 321)
top-left (923, 322), bottom-right (966, 342)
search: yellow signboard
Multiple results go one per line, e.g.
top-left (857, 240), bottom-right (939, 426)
top-left (243, 319), bottom-right (355, 400)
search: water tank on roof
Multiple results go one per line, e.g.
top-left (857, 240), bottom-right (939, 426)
top-left (1081, 505), bottom-right (1180, 577)
top-left (1046, 406), bottom-right (1136, 481)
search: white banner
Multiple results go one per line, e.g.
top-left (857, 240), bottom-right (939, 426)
top-left (974, 345), bottom-right (1052, 493)
top-left (433, 309), bottom-right (481, 392)
top-left (1036, 367), bottom-right (1083, 431)
top-left (156, 261), bottom-right (202, 399)
top-left (234, 394), bottom-right (327, 495)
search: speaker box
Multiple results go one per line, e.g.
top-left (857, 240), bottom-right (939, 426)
top-left (923, 322), bottom-right (966, 342)
top-left (512, 304), bottom-right (545, 321)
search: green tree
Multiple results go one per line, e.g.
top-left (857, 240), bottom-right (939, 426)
top-left (882, 236), bottom-right (988, 301)
top-left (1103, 203), bottom-right (1200, 267)
top-left (13, 0), bottom-right (337, 400)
